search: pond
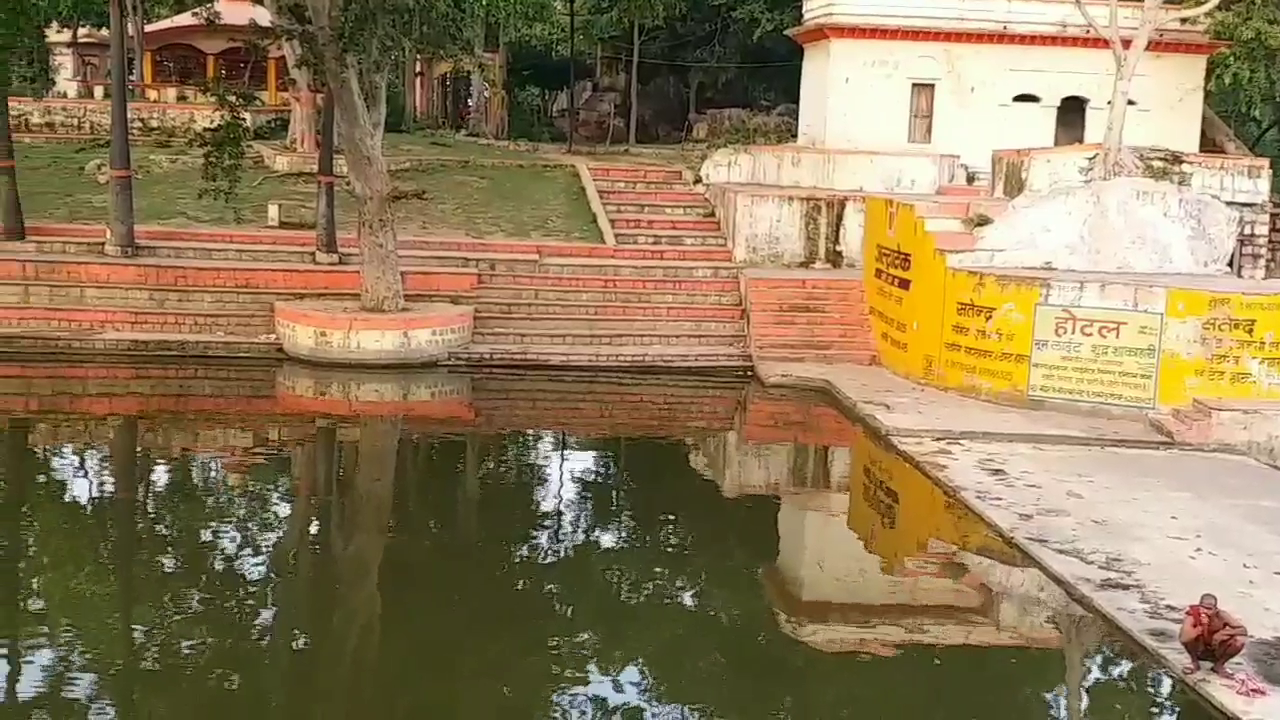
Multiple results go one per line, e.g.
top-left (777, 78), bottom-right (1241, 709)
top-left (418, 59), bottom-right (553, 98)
top-left (0, 366), bottom-right (1219, 719)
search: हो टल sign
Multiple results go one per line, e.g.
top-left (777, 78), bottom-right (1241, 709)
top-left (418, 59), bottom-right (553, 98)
top-left (1028, 305), bottom-right (1163, 408)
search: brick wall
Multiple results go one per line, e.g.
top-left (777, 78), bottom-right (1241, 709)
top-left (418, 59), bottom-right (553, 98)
top-left (744, 270), bottom-right (875, 365)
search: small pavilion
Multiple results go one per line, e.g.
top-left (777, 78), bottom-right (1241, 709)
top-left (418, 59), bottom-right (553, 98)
top-left (142, 0), bottom-right (287, 106)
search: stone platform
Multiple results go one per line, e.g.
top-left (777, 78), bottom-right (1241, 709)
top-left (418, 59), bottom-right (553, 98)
top-left (764, 362), bottom-right (1280, 720)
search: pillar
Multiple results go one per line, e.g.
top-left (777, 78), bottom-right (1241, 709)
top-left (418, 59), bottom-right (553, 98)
top-left (142, 51), bottom-right (153, 85)
top-left (205, 54), bottom-right (216, 83)
top-left (267, 57), bottom-right (279, 105)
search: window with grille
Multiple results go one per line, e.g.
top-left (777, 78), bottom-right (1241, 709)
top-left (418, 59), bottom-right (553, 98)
top-left (908, 82), bottom-right (935, 144)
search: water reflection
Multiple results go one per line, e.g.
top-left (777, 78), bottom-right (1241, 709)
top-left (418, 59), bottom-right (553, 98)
top-left (0, 371), bottom-right (1217, 719)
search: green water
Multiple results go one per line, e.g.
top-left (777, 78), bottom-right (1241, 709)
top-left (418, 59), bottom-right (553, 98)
top-left (0, 417), bottom-right (1216, 719)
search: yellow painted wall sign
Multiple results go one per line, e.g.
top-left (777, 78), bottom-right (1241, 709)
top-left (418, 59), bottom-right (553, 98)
top-left (936, 269), bottom-right (1039, 396)
top-left (1160, 289), bottom-right (1280, 407)
top-left (863, 198), bottom-right (945, 382)
top-left (1028, 305), bottom-right (1162, 408)
top-left (861, 197), bottom-right (1280, 410)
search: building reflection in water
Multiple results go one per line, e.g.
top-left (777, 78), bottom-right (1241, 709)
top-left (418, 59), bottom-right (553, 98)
top-left (690, 386), bottom-right (1194, 720)
top-left (0, 368), bottom-right (1208, 719)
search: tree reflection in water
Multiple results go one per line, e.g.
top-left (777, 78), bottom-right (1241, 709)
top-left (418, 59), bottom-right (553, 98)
top-left (0, 423), bottom-right (1216, 720)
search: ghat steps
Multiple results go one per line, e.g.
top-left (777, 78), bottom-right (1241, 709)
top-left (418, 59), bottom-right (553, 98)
top-left (744, 270), bottom-right (875, 366)
top-left (586, 165), bottom-right (728, 248)
top-left (0, 217), bottom-right (750, 367)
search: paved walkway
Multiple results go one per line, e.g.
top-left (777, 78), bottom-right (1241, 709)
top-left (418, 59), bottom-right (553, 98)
top-left (759, 362), bottom-right (1280, 720)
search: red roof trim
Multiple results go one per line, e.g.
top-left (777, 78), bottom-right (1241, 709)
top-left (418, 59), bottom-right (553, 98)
top-left (790, 25), bottom-right (1223, 56)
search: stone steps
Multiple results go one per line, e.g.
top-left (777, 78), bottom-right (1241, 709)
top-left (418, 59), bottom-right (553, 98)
top-left (473, 314), bottom-right (745, 334)
top-left (531, 257), bottom-right (739, 279)
top-left (593, 179), bottom-right (691, 192)
top-left (448, 343), bottom-right (751, 369)
top-left (748, 303), bottom-right (866, 318)
top-left (0, 252), bottom-right (477, 295)
top-left (472, 327), bottom-right (745, 347)
top-left (587, 165), bottom-right (686, 182)
top-left (0, 280), bottom-right (461, 313)
top-left (744, 271), bottom-right (874, 366)
top-left (602, 201), bottom-right (714, 217)
top-left (473, 373), bottom-right (745, 399)
top-left (0, 330), bottom-right (279, 359)
top-left (15, 236), bottom-right (547, 270)
top-left (938, 184), bottom-right (989, 198)
top-left (607, 214), bottom-right (720, 232)
top-left (0, 303), bottom-right (275, 337)
top-left (476, 299), bottom-right (743, 320)
top-left (612, 228), bottom-right (727, 247)
top-left (752, 346), bottom-right (878, 365)
top-left (597, 189), bottom-right (706, 205)
top-left (476, 284), bottom-right (741, 306)
top-left (477, 271), bottom-right (737, 293)
top-left (751, 321), bottom-right (870, 339)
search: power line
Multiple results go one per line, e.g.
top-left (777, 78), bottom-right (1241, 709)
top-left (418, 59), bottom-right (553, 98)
top-left (598, 53), bottom-right (799, 68)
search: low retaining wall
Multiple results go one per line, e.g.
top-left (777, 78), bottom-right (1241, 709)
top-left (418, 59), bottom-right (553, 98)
top-left (9, 97), bottom-right (288, 138)
top-left (707, 185), bottom-right (862, 266)
top-left (864, 195), bottom-right (1280, 410)
top-left (700, 145), bottom-right (964, 194)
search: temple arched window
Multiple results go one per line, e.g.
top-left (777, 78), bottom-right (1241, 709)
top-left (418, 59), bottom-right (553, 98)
top-left (217, 46), bottom-right (268, 90)
top-left (153, 43), bottom-right (205, 85)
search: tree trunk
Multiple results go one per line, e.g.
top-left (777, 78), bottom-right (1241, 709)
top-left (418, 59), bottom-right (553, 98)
top-left (0, 55), bottom-right (25, 242)
top-left (298, 87), bottom-right (317, 154)
top-left (70, 21), bottom-right (83, 98)
top-left (107, 0), bottom-right (136, 254)
top-left (129, 0), bottom-right (145, 92)
top-left (280, 41), bottom-right (315, 153)
top-left (402, 47), bottom-right (415, 132)
top-left (354, 180), bottom-right (403, 312)
top-left (329, 70), bottom-right (403, 311)
top-left (468, 27), bottom-right (487, 137)
top-left (628, 18), bottom-right (640, 147)
top-left (315, 93), bottom-right (338, 256)
top-left (420, 55), bottom-right (434, 127)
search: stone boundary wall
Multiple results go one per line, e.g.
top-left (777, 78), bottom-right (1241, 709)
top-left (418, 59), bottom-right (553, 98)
top-left (864, 195), bottom-right (1280, 410)
top-left (9, 97), bottom-right (288, 138)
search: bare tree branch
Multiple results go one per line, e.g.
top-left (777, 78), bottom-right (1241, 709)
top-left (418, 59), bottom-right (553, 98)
top-left (1074, 0), bottom-right (1123, 64)
top-left (1155, 0), bottom-right (1223, 28)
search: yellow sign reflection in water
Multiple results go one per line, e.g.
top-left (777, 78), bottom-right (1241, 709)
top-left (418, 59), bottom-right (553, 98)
top-left (849, 431), bottom-right (1026, 573)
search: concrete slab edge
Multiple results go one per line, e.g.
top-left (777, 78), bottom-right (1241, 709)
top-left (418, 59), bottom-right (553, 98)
top-left (755, 367), bottom-right (1181, 450)
top-left (755, 365), bottom-right (1240, 719)
top-left (573, 160), bottom-right (617, 247)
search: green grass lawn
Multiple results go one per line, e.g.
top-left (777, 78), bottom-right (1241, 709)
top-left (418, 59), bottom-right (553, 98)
top-left (380, 131), bottom-right (547, 161)
top-left (13, 140), bottom-right (602, 242)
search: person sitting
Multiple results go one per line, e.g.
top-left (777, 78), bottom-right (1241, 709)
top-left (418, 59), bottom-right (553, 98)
top-left (1180, 593), bottom-right (1248, 677)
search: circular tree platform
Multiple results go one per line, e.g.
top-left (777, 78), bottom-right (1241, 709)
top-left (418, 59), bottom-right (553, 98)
top-left (274, 300), bottom-right (474, 366)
